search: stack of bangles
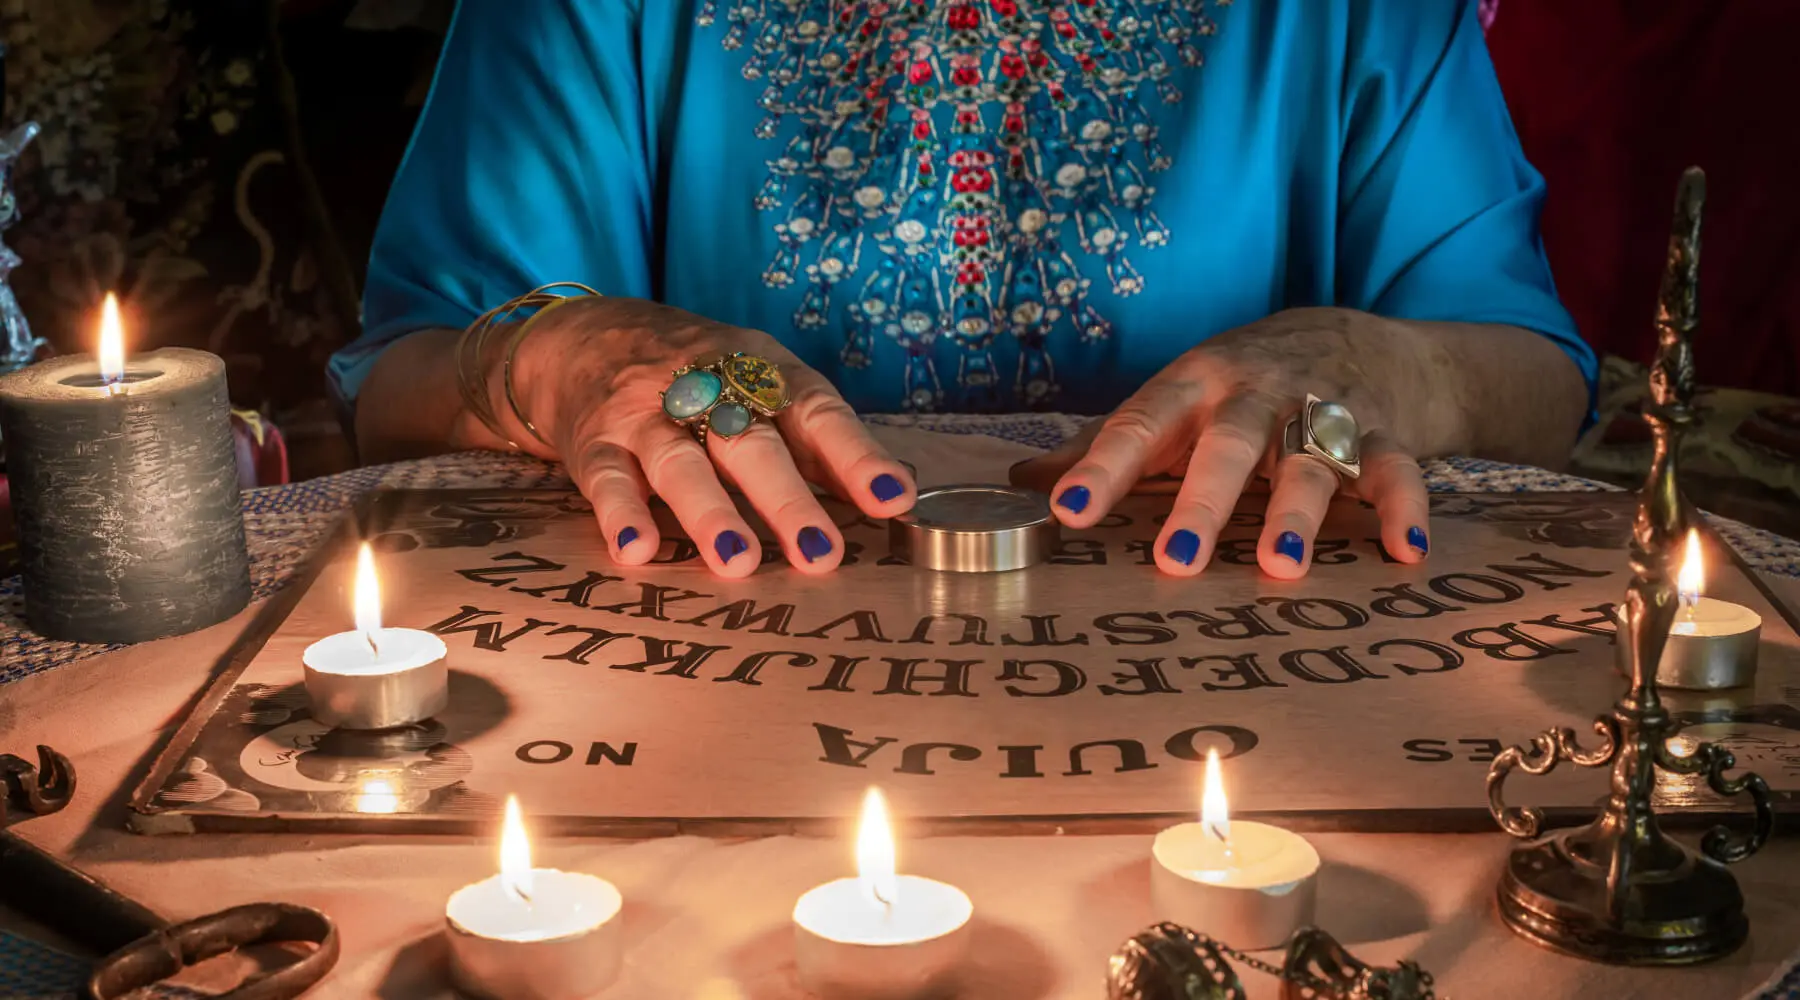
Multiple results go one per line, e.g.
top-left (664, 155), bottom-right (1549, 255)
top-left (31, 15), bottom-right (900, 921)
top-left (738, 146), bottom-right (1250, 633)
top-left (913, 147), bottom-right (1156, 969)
top-left (453, 282), bottom-right (601, 450)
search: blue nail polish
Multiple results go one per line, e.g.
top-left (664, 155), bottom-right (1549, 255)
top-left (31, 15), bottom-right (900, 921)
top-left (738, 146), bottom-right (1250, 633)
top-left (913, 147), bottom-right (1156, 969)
top-left (616, 526), bottom-right (639, 550)
top-left (1275, 531), bottom-right (1306, 564)
top-left (798, 526), bottom-right (833, 563)
top-left (1407, 525), bottom-right (1429, 556)
top-left (1057, 485), bottom-right (1091, 514)
top-left (715, 530), bottom-right (748, 564)
top-left (1164, 529), bottom-right (1201, 566)
top-left (871, 474), bottom-right (905, 503)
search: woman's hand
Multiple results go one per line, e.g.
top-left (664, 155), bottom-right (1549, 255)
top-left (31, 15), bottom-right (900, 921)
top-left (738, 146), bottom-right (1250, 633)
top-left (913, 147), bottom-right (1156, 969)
top-left (1013, 308), bottom-right (1450, 579)
top-left (505, 298), bottom-right (916, 578)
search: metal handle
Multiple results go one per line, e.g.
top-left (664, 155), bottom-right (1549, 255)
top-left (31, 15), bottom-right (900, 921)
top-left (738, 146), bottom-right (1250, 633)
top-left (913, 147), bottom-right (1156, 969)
top-left (0, 744), bottom-right (75, 825)
top-left (88, 902), bottom-right (339, 1000)
top-left (1486, 718), bottom-right (1619, 838)
top-left (1655, 737), bottom-right (1774, 864)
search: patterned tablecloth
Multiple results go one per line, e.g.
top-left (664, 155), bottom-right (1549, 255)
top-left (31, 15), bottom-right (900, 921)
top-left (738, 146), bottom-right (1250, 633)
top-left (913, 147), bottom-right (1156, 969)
top-left (3, 413), bottom-right (1800, 999)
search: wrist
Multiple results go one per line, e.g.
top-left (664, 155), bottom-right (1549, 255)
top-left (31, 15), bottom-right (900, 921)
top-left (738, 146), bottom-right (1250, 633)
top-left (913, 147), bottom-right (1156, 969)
top-left (1317, 309), bottom-right (1468, 460)
top-left (1392, 317), bottom-right (1475, 458)
top-left (509, 296), bottom-right (730, 454)
top-left (1263, 308), bottom-right (1472, 458)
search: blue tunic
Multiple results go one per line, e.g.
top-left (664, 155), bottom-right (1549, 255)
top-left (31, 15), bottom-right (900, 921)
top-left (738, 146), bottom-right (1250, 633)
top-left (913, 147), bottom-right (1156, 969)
top-left (335, 0), bottom-right (1594, 418)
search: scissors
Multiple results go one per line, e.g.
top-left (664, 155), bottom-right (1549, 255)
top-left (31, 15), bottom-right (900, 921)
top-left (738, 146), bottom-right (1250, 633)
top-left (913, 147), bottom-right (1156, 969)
top-left (2, 744), bottom-right (339, 999)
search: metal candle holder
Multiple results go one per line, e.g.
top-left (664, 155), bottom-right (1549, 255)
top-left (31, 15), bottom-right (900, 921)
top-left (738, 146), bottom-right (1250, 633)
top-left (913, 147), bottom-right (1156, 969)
top-left (1484, 167), bottom-right (1773, 964)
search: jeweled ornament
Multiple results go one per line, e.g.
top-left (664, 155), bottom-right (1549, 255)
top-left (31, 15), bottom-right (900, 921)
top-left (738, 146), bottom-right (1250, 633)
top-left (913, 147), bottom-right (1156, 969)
top-left (709, 401), bottom-right (754, 438)
top-left (663, 369), bottom-right (724, 420)
top-left (723, 354), bottom-right (790, 414)
top-left (1307, 400), bottom-right (1360, 464)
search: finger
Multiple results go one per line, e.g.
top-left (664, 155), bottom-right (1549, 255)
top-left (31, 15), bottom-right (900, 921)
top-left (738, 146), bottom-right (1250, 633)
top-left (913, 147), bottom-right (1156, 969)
top-left (1049, 381), bottom-right (1200, 528)
top-left (629, 418), bottom-right (763, 578)
top-left (1353, 429), bottom-right (1430, 564)
top-left (566, 438), bottom-right (659, 565)
top-left (1258, 447), bottom-right (1342, 580)
top-left (1153, 393), bottom-right (1279, 576)
top-left (709, 421), bottom-right (844, 575)
top-left (779, 370), bottom-right (916, 517)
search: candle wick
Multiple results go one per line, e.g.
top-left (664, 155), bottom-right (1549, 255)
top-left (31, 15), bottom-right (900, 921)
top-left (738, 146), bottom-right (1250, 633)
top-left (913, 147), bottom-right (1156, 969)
top-left (1204, 821), bottom-right (1233, 863)
top-left (364, 630), bottom-right (381, 658)
top-left (105, 380), bottom-right (125, 397)
top-left (870, 881), bottom-right (894, 909)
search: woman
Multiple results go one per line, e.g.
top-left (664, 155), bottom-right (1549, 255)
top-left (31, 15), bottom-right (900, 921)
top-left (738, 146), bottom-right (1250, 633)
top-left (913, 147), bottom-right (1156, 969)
top-left (334, 0), bottom-right (1592, 580)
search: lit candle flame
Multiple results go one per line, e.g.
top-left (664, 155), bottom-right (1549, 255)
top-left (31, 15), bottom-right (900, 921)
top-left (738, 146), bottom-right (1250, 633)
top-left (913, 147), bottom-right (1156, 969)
top-left (353, 542), bottom-right (382, 655)
top-left (1677, 529), bottom-right (1704, 614)
top-left (98, 293), bottom-right (126, 393)
top-left (355, 778), bottom-right (399, 814)
top-left (855, 786), bottom-right (899, 910)
top-left (500, 795), bottom-right (535, 904)
top-left (1201, 748), bottom-right (1230, 845)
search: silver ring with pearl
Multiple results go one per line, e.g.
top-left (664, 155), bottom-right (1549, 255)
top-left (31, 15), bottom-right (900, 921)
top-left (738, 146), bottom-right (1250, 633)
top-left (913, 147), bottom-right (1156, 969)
top-left (659, 352), bottom-right (791, 445)
top-left (1280, 394), bottom-right (1362, 480)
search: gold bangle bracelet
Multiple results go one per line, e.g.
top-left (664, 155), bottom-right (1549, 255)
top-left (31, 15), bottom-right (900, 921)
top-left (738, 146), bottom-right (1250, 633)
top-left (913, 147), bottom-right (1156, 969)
top-left (454, 282), bottom-right (601, 450)
top-left (502, 296), bottom-right (580, 448)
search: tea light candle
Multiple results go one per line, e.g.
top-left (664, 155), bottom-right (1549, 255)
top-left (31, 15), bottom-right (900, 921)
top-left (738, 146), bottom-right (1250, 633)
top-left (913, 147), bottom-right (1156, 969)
top-left (793, 788), bottom-right (973, 1000)
top-left (302, 543), bottom-right (448, 729)
top-left (1633, 530), bottom-right (1761, 690)
top-left (0, 293), bottom-right (249, 642)
top-left (446, 796), bottom-right (623, 1000)
top-left (1151, 749), bottom-right (1320, 950)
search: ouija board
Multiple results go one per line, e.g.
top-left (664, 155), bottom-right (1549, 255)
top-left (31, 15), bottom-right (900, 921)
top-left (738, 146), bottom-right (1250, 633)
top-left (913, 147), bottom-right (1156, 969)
top-left (130, 488), bottom-right (1800, 835)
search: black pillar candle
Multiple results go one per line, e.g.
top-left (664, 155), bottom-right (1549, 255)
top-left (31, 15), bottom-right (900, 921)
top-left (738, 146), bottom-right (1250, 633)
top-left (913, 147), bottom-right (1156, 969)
top-left (0, 336), bottom-right (250, 643)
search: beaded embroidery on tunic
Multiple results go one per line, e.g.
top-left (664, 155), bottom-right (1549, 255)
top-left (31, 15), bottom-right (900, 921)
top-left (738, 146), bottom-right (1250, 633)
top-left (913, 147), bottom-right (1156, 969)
top-left (698, 0), bottom-right (1227, 411)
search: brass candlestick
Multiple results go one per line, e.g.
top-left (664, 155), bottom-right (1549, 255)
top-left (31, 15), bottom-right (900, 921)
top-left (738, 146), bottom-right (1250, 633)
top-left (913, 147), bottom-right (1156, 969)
top-left (1484, 168), bottom-right (1773, 964)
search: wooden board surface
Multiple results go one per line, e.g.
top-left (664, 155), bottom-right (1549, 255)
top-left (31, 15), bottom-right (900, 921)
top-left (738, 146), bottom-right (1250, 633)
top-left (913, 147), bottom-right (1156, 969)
top-left (129, 489), bottom-right (1800, 835)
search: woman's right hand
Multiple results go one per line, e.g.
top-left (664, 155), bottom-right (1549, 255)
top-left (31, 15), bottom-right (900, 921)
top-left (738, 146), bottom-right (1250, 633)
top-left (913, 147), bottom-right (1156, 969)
top-left (502, 297), bottom-right (916, 578)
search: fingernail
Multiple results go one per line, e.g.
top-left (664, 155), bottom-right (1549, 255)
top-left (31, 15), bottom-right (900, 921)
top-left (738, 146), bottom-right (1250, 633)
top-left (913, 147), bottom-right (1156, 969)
top-left (715, 530), bottom-right (748, 564)
top-left (798, 526), bottom-right (833, 563)
top-left (1164, 529), bottom-right (1201, 566)
top-left (871, 474), bottom-right (905, 503)
top-left (1276, 531), bottom-right (1306, 564)
top-left (616, 526), bottom-right (639, 550)
top-left (1407, 525), bottom-right (1429, 556)
top-left (1056, 485), bottom-right (1091, 514)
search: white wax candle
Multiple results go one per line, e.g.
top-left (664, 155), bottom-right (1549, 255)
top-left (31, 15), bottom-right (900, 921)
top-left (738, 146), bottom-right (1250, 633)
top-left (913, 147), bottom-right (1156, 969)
top-left (793, 876), bottom-right (973, 1000)
top-left (794, 788), bottom-right (973, 1000)
top-left (1654, 597), bottom-right (1761, 690)
top-left (303, 626), bottom-right (446, 674)
top-left (1671, 597), bottom-right (1761, 638)
top-left (1638, 529), bottom-right (1762, 690)
top-left (302, 627), bottom-right (448, 729)
top-left (446, 870), bottom-right (623, 1000)
top-left (1151, 820), bottom-right (1320, 949)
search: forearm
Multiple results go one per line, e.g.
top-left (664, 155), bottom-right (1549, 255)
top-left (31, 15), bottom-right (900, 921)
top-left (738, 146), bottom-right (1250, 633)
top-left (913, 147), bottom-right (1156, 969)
top-left (354, 328), bottom-right (515, 465)
top-left (1394, 316), bottom-right (1589, 469)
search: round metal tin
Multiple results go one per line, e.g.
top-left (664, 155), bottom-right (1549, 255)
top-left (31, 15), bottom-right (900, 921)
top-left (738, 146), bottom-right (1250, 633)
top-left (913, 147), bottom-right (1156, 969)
top-left (890, 484), bottom-right (1059, 573)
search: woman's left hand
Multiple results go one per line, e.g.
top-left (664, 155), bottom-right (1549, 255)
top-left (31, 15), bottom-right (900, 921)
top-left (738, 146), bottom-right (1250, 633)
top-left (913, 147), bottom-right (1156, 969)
top-left (1011, 308), bottom-right (1448, 578)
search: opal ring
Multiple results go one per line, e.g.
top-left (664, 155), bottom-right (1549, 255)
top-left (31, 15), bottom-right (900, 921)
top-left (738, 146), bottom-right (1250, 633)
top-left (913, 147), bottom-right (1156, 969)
top-left (660, 352), bottom-right (792, 443)
top-left (1280, 394), bottom-right (1361, 480)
